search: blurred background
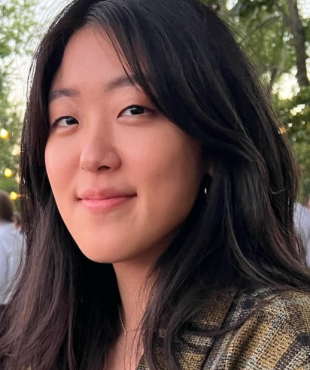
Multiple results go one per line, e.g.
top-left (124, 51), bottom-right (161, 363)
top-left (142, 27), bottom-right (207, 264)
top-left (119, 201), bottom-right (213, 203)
top-left (0, 0), bottom-right (309, 210)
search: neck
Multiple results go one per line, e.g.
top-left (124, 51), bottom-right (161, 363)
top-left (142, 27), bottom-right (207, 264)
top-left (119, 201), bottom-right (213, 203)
top-left (113, 234), bottom-right (178, 331)
top-left (113, 260), bottom-right (152, 331)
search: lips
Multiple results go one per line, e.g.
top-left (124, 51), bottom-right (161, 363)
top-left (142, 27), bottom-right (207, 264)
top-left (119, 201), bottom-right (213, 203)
top-left (79, 188), bottom-right (136, 200)
top-left (77, 188), bottom-right (136, 213)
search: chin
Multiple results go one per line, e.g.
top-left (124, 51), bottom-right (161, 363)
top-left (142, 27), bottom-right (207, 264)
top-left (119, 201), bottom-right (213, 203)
top-left (76, 242), bottom-right (132, 264)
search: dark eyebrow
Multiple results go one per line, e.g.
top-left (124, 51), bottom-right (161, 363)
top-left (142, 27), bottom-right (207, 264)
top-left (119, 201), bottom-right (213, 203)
top-left (103, 74), bottom-right (137, 92)
top-left (49, 88), bottom-right (80, 103)
top-left (49, 75), bottom-right (138, 103)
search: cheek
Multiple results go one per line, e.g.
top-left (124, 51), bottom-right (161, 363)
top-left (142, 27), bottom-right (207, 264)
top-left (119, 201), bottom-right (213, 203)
top-left (119, 124), bottom-right (203, 185)
top-left (142, 147), bottom-right (203, 249)
top-left (45, 138), bottom-right (76, 193)
top-left (130, 134), bottom-right (203, 222)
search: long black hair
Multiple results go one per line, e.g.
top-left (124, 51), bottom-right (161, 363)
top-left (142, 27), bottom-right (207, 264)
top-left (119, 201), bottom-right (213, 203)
top-left (0, 0), bottom-right (309, 369)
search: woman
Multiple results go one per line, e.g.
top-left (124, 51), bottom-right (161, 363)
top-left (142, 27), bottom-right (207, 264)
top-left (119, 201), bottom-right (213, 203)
top-left (0, 0), bottom-right (310, 369)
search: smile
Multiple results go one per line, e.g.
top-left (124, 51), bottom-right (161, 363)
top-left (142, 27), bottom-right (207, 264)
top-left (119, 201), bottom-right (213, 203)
top-left (79, 195), bottom-right (136, 214)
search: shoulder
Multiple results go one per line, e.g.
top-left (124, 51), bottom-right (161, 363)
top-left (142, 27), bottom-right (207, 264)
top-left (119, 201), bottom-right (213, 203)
top-left (235, 288), bottom-right (310, 349)
top-left (233, 286), bottom-right (310, 326)
top-left (207, 287), bottom-right (310, 370)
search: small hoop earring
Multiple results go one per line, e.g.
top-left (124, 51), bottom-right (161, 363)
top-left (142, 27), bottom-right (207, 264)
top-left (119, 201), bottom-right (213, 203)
top-left (202, 173), bottom-right (212, 197)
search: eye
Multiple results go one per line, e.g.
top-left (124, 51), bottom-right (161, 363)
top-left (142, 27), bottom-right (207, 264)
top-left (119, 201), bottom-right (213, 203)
top-left (52, 116), bottom-right (79, 128)
top-left (120, 105), bottom-right (150, 116)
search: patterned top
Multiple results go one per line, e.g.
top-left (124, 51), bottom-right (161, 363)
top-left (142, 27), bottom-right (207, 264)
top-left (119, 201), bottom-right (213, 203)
top-left (137, 285), bottom-right (310, 369)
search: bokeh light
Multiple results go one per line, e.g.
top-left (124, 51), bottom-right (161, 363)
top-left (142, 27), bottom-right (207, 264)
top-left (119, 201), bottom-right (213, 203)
top-left (0, 128), bottom-right (9, 139)
top-left (4, 168), bottom-right (13, 178)
top-left (10, 192), bottom-right (18, 200)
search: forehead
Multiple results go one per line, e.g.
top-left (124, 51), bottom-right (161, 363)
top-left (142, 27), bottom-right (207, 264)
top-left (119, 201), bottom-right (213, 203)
top-left (51, 27), bottom-right (126, 90)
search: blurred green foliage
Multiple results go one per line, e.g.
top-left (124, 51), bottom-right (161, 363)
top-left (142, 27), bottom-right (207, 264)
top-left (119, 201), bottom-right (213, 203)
top-left (203, 0), bottom-right (310, 199)
top-left (0, 0), bottom-right (36, 200)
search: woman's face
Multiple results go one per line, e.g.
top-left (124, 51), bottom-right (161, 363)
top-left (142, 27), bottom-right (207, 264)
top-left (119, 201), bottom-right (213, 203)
top-left (45, 27), bottom-right (204, 264)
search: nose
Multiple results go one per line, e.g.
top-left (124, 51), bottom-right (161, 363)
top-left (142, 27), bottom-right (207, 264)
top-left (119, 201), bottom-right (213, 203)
top-left (79, 125), bottom-right (121, 173)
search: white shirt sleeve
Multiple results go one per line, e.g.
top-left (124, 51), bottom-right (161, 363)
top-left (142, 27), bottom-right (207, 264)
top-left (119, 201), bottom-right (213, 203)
top-left (0, 225), bottom-right (23, 304)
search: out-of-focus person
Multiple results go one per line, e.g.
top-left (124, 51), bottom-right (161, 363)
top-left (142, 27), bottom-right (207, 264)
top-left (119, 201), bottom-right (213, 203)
top-left (12, 211), bottom-right (21, 232)
top-left (0, 190), bottom-right (23, 307)
top-left (301, 194), bottom-right (310, 214)
top-left (294, 202), bottom-right (310, 267)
